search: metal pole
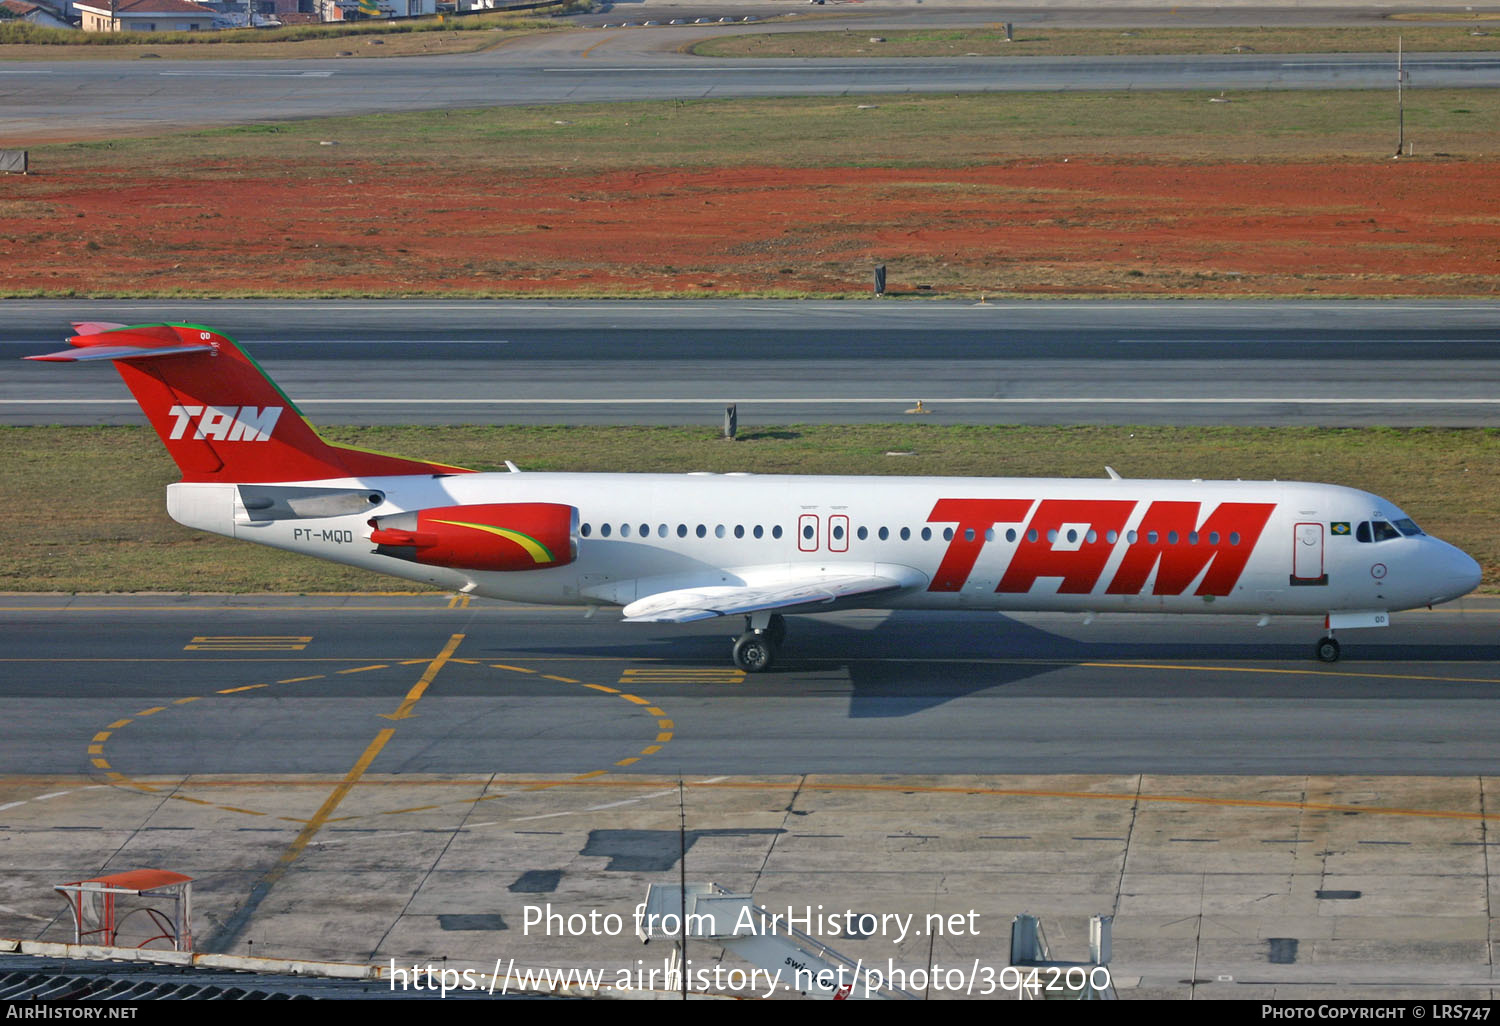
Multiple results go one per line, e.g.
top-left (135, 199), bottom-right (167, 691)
top-left (1396, 36), bottom-right (1405, 158)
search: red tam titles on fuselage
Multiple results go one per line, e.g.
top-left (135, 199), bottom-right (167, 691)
top-left (925, 496), bottom-right (1273, 597)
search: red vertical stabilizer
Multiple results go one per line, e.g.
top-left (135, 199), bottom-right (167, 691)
top-left (27, 323), bottom-right (471, 483)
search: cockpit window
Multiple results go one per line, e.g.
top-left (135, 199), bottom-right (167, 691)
top-left (1356, 522), bottom-right (1371, 543)
top-left (1371, 520), bottom-right (1403, 542)
top-left (1393, 518), bottom-right (1424, 537)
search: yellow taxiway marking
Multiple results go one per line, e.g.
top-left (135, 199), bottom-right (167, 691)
top-left (619, 668), bottom-right (746, 685)
top-left (312, 776), bottom-right (1500, 826)
top-left (264, 728), bottom-right (396, 881)
top-left (184, 636), bottom-right (311, 651)
top-left (379, 634), bottom-right (464, 722)
top-left (1064, 660), bottom-right (1500, 687)
top-left (86, 647), bottom-right (675, 825)
top-left (579, 32), bottom-right (621, 59)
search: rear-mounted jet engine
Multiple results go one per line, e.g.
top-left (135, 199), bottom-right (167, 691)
top-left (369, 502), bottom-right (578, 572)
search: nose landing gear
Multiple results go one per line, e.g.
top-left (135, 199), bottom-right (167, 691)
top-left (1315, 635), bottom-right (1341, 663)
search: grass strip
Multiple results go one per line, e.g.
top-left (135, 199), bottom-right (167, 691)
top-left (31, 89), bottom-right (1500, 171)
top-left (692, 25), bottom-right (1500, 59)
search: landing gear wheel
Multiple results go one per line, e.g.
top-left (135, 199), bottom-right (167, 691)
top-left (1315, 636), bottom-right (1341, 663)
top-left (766, 614), bottom-right (787, 648)
top-left (733, 631), bottom-right (775, 673)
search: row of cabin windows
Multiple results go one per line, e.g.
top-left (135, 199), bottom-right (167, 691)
top-left (578, 522), bottom-right (1246, 547)
top-left (581, 522), bottom-right (785, 540)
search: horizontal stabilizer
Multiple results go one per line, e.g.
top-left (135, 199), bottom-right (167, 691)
top-left (26, 343), bottom-right (214, 363)
top-left (28, 325), bottom-right (216, 363)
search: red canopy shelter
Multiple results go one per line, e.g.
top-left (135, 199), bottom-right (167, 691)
top-left (55, 870), bottom-right (193, 951)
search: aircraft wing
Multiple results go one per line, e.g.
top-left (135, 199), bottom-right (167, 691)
top-left (621, 567), bottom-right (925, 624)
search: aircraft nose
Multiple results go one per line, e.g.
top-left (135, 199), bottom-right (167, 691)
top-left (1429, 542), bottom-right (1482, 604)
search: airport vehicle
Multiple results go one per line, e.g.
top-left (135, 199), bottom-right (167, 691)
top-left (29, 322), bottom-right (1482, 672)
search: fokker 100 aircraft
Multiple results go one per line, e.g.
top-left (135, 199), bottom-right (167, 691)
top-left (30, 322), bottom-right (1482, 672)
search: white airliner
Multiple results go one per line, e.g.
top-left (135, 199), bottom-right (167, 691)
top-left (30, 322), bottom-right (1482, 672)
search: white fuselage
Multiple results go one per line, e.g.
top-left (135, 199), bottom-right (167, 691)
top-left (166, 471), bottom-right (1480, 622)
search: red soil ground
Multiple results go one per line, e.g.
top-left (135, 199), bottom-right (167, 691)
top-left (4, 159), bottom-right (1495, 297)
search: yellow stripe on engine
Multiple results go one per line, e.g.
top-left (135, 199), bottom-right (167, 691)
top-left (430, 520), bottom-right (554, 564)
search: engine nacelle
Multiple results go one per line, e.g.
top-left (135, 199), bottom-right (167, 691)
top-left (369, 502), bottom-right (578, 572)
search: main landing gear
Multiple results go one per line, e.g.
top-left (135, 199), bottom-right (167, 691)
top-left (732, 613), bottom-right (786, 673)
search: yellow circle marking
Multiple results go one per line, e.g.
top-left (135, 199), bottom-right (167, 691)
top-left (90, 660), bottom-right (674, 821)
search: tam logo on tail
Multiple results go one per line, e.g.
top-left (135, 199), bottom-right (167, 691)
top-left (167, 404), bottom-right (283, 442)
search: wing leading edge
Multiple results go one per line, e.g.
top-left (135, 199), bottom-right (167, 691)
top-left (621, 566), bottom-right (926, 624)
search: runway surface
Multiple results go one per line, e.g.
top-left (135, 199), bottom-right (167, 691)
top-left (5, 298), bottom-right (1499, 425)
top-left (5, 594), bottom-right (1498, 779)
top-left (4, 14), bottom-right (1498, 141)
